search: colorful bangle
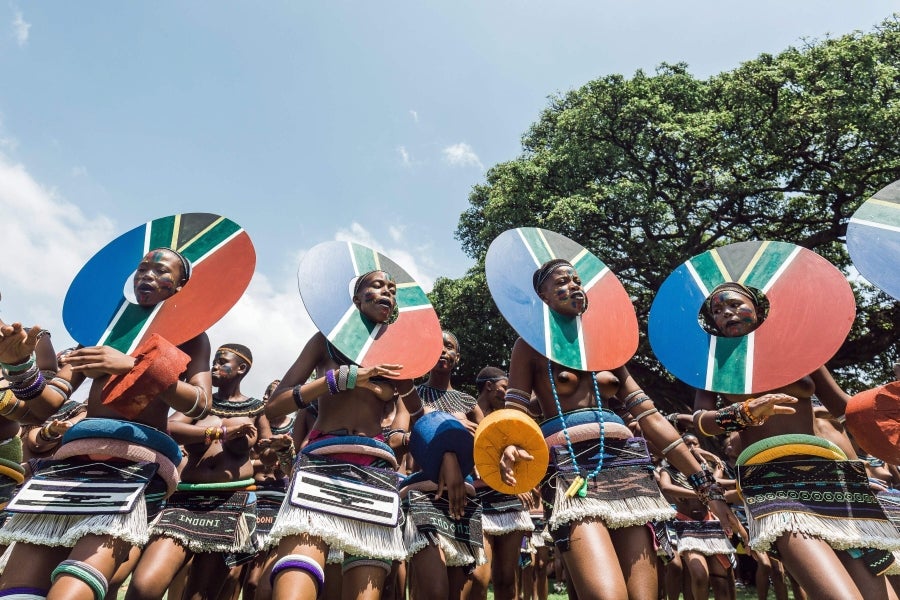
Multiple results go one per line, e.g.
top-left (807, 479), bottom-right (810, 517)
top-left (204, 427), bottom-right (215, 445)
top-left (0, 389), bottom-right (15, 414)
top-left (739, 399), bottom-right (765, 426)
top-left (4, 362), bottom-right (39, 384)
top-left (713, 403), bottom-right (747, 432)
top-left (48, 377), bottom-right (74, 396)
top-left (347, 365), bottom-right (358, 390)
top-left (12, 371), bottom-right (46, 400)
top-left (292, 385), bottom-right (305, 409)
top-left (0, 352), bottom-right (36, 374)
top-left (39, 424), bottom-right (62, 442)
top-left (219, 426), bottom-right (227, 442)
top-left (505, 388), bottom-right (531, 409)
top-left (337, 366), bottom-right (350, 391)
top-left (325, 370), bottom-right (339, 395)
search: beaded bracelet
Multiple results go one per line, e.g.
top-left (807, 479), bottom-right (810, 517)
top-left (0, 352), bottom-right (36, 374)
top-left (713, 403), bottom-right (748, 432)
top-left (622, 389), bottom-right (645, 404)
top-left (693, 410), bottom-right (714, 437)
top-left (347, 365), bottom-right (358, 390)
top-left (4, 362), bottom-right (39, 384)
top-left (505, 388), bottom-right (531, 410)
top-left (39, 424), bottom-right (62, 442)
top-left (739, 399), bottom-right (765, 426)
top-left (325, 370), bottom-right (339, 395)
top-left (0, 389), bottom-right (14, 414)
top-left (337, 366), bottom-right (350, 391)
top-left (292, 385), bottom-right (305, 409)
top-left (49, 377), bottom-right (74, 396)
top-left (12, 371), bottom-right (46, 401)
top-left (204, 427), bottom-right (215, 445)
top-left (624, 394), bottom-right (651, 412)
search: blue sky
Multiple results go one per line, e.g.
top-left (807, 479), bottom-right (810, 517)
top-left (1, 2), bottom-right (897, 396)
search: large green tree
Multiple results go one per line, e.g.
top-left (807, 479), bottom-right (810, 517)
top-left (434, 16), bottom-right (900, 408)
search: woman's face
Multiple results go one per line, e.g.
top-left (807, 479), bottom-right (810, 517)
top-left (353, 271), bottom-right (397, 324)
top-left (708, 290), bottom-right (759, 337)
top-left (538, 264), bottom-right (586, 317)
top-left (435, 332), bottom-right (460, 372)
top-left (133, 249), bottom-right (186, 307)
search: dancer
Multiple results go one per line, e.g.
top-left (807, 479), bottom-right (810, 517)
top-left (126, 343), bottom-right (266, 600)
top-left (470, 366), bottom-right (535, 600)
top-left (693, 281), bottom-right (900, 600)
top-left (0, 247), bottom-right (212, 600)
top-left (485, 228), bottom-right (740, 600)
top-left (265, 264), bottom-right (441, 600)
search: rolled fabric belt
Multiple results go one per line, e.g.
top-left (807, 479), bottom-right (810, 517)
top-left (63, 418), bottom-right (182, 465)
top-left (303, 435), bottom-right (398, 470)
top-left (54, 437), bottom-right (180, 497)
top-left (736, 434), bottom-right (847, 467)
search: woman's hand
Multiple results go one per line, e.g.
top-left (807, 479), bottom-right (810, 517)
top-left (61, 346), bottom-right (136, 379)
top-left (500, 445), bottom-right (534, 487)
top-left (0, 321), bottom-right (42, 365)
top-left (435, 452), bottom-right (466, 520)
top-left (355, 364), bottom-right (403, 396)
top-left (746, 393), bottom-right (798, 422)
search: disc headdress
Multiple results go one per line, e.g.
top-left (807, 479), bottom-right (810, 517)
top-left (649, 240), bottom-right (855, 394)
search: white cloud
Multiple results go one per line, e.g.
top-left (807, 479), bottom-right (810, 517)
top-left (388, 225), bottom-right (404, 243)
top-left (409, 110), bottom-right (419, 123)
top-left (442, 142), bottom-right (483, 170)
top-left (71, 166), bottom-right (88, 177)
top-left (12, 9), bottom-right (29, 46)
top-left (397, 145), bottom-right (411, 167)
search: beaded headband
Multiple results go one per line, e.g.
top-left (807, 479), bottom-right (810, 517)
top-left (217, 344), bottom-right (253, 367)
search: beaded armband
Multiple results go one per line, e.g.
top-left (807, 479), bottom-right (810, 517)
top-left (686, 468), bottom-right (726, 504)
top-left (504, 388), bottom-right (531, 411)
top-left (325, 370), bottom-right (339, 395)
top-left (713, 403), bottom-right (748, 431)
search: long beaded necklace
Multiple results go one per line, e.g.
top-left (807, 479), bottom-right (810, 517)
top-left (547, 361), bottom-right (605, 498)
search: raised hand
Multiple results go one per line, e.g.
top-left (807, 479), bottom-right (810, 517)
top-left (500, 444), bottom-right (534, 488)
top-left (60, 346), bottom-right (136, 379)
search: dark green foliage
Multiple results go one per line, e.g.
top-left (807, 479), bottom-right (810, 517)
top-left (442, 17), bottom-right (900, 410)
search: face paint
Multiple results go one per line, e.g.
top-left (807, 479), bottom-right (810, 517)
top-left (709, 291), bottom-right (759, 337)
top-left (540, 266), bottom-right (585, 317)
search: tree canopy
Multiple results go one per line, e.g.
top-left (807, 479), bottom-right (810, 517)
top-left (434, 16), bottom-right (900, 408)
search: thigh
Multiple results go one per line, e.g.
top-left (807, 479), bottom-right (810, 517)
top-left (775, 532), bottom-right (863, 600)
top-left (0, 542), bottom-right (70, 590)
top-left (409, 544), bottom-right (449, 599)
top-left (609, 524), bottom-right (657, 600)
top-left (52, 535), bottom-right (137, 600)
top-left (271, 535), bottom-right (329, 600)
top-left (127, 536), bottom-right (192, 598)
top-left (563, 518), bottom-right (628, 600)
top-left (837, 550), bottom-right (892, 600)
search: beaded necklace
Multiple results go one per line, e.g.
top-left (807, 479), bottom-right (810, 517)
top-left (547, 361), bottom-right (605, 498)
top-left (208, 394), bottom-right (265, 418)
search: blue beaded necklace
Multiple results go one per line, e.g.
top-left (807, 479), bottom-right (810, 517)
top-left (547, 361), bottom-right (605, 498)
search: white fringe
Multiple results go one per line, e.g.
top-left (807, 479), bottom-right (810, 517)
top-left (550, 485), bottom-right (675, 531)
top-left (0, 501), bottom-right (149, 548)
top-left (403, 512), bottom-right (486, 567)
top-left (149, 511), bottom-right (253, 554)
top-left (886, 552), bottom-right (900, 576)
top-left (676, 534), bottom-right (735, 556)
top-left (531, 528), bottom-right (552, 548)
top-left (327, 547), bottom-right (344, 564)
top-left (267, 504), bottom-right (407, 562)
top-left (748, 511), bottom-right (900, 553)
top-left (482, 509), bottom-right (534, 536)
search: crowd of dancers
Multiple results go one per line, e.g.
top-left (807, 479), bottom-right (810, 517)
top-left (0, 221), bottom-right (897, 600)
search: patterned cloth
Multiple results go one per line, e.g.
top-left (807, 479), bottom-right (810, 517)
top-left (738, 457), bottom-right (900, 574)
top-left (149, 488), bottom-right (257, 555)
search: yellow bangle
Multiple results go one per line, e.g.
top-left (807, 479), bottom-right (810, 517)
top-left (693, 410), bottom-right (714, 437)
top-left (0, 389), bottom-right (13, 413)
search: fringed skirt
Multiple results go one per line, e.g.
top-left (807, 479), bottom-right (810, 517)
top-left (543, 437), bottom-right (675, 531)
top-left (267, 439), bottom-right (408, 562)
top-left (475, 486), bottom-right (534, 536)
top-left (149, 486), bottom-right (257, 554)
top-left (738, 457), bottom-right (900, 557)
top-left (672, 513), bottom-right (735, 556)
top-left (402, 478), bottom-right (486, 568)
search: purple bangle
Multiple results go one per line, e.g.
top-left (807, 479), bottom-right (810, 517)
top-left (12, 371), bottom-right (46, 400)
top-left (325, 370), bottom-right (339, 395)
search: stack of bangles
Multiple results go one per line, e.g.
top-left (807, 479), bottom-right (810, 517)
top-left (204, 426), bottom-right (227, 445)
top-left (686, 468), bottom-right (726, 504)
top-left (1, 353), bottom-right (47, 402)
top-left (386, 428), bottom-right (410, 448)
top-left (693, 399), bottom-right (765, 436)
top-left (183, 386), bottom-right (210, 420)
top-left (39, 423), bottom-right (63, 442)
top-left (325, 365), bottom-right (359, 396)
